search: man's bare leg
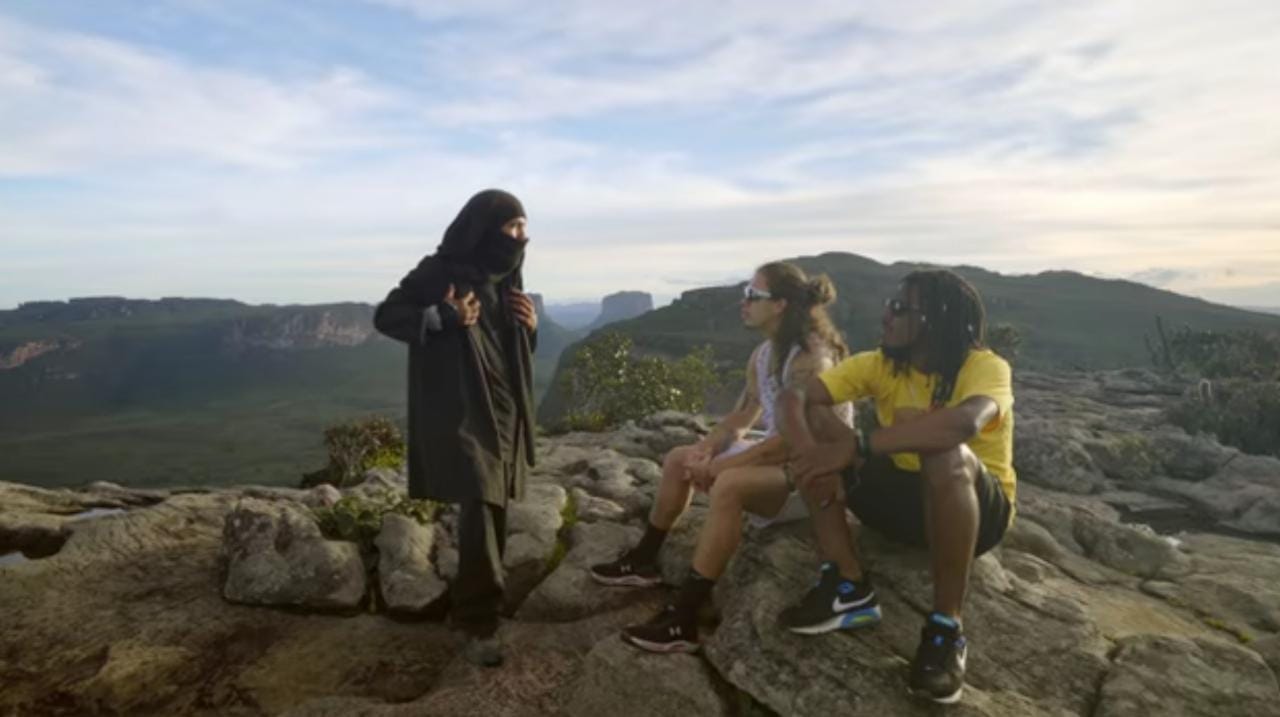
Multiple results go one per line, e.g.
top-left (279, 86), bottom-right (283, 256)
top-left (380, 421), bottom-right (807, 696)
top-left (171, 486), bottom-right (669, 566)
top-left (691, 466), bottom-right (790, 579)
top-left (920, 446), bottom-right (981, 621)
top-left (650, 445), bottom-right (698, 530)
top-left (781, 405), bottom-right (881, 635)
top-left (800, 405), bottom-right (864, 581)
top-left (592, 444), bottom-right (702, 587)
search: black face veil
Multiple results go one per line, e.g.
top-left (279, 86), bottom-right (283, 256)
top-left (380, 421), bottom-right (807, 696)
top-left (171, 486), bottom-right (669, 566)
top-left (437, 189), bottom-right (527, 283)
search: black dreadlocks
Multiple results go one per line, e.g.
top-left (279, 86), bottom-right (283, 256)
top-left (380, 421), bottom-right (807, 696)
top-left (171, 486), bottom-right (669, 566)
top-left (894, 269), bottom-right (988, 406)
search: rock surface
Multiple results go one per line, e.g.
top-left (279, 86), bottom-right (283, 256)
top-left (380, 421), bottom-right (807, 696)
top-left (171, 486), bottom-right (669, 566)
top-left (3, 381), bottom-right (1280, 716)
top-left (565, 635), bottom-right (730, 717)
top-left (1094, 635), bottom-right (1279, 717)
top-left (375, 514), bottom-right (447, 614)
top-left (222, 498), bottom-right (366, 610)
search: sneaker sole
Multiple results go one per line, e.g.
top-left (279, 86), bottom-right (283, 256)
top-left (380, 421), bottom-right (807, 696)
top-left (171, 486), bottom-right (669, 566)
top-left (786, 605), bottom-right (883, 635)
top-left (620, 632), bottom-right (700, 654)
top-left (910, 685), bottom-right (963, 704)
top-left (589, 571), bottom-right (662, 588)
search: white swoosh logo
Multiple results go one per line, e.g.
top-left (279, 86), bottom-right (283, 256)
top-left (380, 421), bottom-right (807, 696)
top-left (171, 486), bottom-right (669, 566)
top-left (832, 593), bottom-right (874, 612)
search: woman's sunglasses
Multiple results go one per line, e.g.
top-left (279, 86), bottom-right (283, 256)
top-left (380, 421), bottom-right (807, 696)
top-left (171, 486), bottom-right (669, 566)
top-left (743, 286), bottom-right (774, 303)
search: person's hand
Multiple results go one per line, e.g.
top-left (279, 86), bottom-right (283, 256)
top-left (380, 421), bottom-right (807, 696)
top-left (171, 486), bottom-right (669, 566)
top-left (684, 442), bottom-right (714, 468)
top-left (797, 470), bottom-right (843, 508)
top-left (686, 454), bottom-right (715, 492)
top-left (790, 440), bottom-right (856, 485)
top-left (442, 284), bottom-right (480, 327)
top-left (508, 288), bottom-right (537, 331)
top-left (706, 455), bottom-right (731, 480)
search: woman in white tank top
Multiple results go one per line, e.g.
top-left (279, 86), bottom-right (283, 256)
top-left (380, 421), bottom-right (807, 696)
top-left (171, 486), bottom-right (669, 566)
top-left (591, 261), bottom-right (854, 655)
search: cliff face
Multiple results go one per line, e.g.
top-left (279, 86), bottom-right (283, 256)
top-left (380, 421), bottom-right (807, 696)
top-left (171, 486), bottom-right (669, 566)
top-left (221, 306), bottom-right (377, 352)
top-left (2, 401), bottom-right (1279, 716)
top-left (0, 299), bottom-right (405, 487)
top-left (0, 338), bottom-right (81, 370)
top-left (588, 291), bottom-right (653, 330)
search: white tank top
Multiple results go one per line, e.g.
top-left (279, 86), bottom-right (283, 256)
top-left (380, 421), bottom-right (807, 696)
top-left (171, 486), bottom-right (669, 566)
top-left (755, 341), bottom-right (854, 436)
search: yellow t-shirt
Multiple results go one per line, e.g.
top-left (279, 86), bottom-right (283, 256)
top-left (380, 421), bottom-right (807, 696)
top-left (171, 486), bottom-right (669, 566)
top-left (818, 349), bottom-right (1016, 504)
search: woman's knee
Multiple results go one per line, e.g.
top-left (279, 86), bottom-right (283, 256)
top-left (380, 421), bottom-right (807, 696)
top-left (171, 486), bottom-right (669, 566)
top-left (667, 444), bottom-right (706, 472)
top-left (709, 469), bottom-right (746, 510)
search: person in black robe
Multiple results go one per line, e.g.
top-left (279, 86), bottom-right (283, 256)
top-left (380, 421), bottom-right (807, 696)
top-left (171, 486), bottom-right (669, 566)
top-left (373, 189), bottom-right (537, 667)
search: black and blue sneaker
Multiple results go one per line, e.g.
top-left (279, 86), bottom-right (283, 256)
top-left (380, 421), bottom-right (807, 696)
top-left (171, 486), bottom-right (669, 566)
top-left (909, 613), bottom-right (968, 704)
top-left (778, 562), bottom-right (881, 635)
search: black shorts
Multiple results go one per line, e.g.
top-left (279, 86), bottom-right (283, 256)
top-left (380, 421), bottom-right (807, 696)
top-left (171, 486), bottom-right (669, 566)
top-left (842, 455), bottom-right (1012, 556)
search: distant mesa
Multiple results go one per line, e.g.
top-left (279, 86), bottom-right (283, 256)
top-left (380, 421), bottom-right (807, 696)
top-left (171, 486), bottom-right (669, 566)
top-left (588, 291), bottom-right (653, 330)
top-left (13, 297), bottom-right (247, 322)
top-left (528, 292), bottom-right (548, 319)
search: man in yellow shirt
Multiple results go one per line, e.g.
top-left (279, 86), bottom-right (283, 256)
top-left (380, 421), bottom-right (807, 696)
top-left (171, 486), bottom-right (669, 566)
top-left (777, 269), bottom-right (1015, 705)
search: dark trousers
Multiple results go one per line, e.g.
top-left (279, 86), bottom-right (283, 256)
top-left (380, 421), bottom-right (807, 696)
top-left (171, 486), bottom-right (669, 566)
top-left (452, 498), bottom-right (508, 637)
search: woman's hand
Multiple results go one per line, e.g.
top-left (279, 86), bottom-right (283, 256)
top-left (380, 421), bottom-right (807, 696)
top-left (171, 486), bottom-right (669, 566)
top-left (686, 454), bottom-right (716, 492)
top-left (508, 288), bottom-right (537, 331)
top-left (790, 440), bottom-right (857, 485)
top-left (442, 284), bottom-right (480, 327)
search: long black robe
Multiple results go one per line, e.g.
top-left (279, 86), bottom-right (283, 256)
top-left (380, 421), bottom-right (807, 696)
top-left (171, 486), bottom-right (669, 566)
top-left (372, 191), bottom-right (536, 506)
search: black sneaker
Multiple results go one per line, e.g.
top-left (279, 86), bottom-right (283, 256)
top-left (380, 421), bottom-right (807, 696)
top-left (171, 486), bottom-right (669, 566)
top-left (778, 562), bottom-right (881, 635)
top-left (620, 604), bottom-right (700, 653)
top-left (462, 634), bottom-right (504, 668)
top-left (589, 550), bottom-right (662, 588)
top-left (909, 613), bottom-right (968, 704)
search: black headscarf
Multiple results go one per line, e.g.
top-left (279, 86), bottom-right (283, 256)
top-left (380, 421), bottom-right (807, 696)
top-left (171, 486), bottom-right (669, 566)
top-left (437, 189), bottom-right (527, 285)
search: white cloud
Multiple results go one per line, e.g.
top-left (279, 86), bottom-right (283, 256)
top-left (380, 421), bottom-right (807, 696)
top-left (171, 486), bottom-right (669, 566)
top-left (2, 1), bottom-right (1279, 309)
top-left (0, 17), bottom-right (403, 174)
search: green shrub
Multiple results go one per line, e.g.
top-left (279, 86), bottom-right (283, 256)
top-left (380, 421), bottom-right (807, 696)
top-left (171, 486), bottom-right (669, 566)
top-left (1150, 325), bottom-right (1280, 458)
top-left (556, 332), bottom-right (722, 431)
top-left (1168, 379), bottom-right (1280, 458)
top-left (1148, 321), bottom-right (1280, 380)
top-left (313, 489), bottom-right (439, 550)
top-left (987, 323), bottom-right (1022, 363)
top-left (301, 416), bottom-right (405, 488)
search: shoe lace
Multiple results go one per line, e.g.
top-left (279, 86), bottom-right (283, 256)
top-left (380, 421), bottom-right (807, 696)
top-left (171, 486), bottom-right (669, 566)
top-left (608, 550), bottom-right (639, 573)
top-left (798, 577), bottom-right (837, 611)
top-left (916, 625), bottom-right (959, 673)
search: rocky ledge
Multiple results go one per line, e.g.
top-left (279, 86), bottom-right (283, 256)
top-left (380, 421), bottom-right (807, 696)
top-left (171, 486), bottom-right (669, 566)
top-left (2, 370), bottom-right (1279, 716)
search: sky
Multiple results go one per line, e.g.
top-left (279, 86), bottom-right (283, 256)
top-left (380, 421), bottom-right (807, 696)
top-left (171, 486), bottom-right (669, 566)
top-left (2, 0), bottom-right (1279, 310)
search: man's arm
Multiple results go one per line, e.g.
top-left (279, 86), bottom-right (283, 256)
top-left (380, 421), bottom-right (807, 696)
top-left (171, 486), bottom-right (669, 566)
top-left (697, 350), bottom-right (764, 455)
top-left (374, 259), bottom-right (479, 345)
top-left (373, 259), bottom-right (436, 344)
top-left (868, 396), bottom-right (998, 456)
top-left (698, 387), bottom-right (763, 455)
top-left (778, 376), bottom-right (835, 453)
top-left (708, 434), bottom-right (788, 474)
top-left (685, 385), bottom-right (763, 491)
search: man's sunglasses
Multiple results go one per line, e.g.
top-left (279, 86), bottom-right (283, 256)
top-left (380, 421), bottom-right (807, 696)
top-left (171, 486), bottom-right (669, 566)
top-left (743, 286), bottom-right (774, 303)
top-left (884, 297), bottom-right (924, 317)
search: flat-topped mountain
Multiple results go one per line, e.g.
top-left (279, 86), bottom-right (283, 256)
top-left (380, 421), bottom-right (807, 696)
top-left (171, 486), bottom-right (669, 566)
top-left (587, 291), bottom-right (654, 330)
